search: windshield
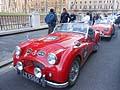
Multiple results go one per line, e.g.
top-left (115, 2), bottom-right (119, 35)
top-left (95, 20), bottom-right (110, 24)
top-left (54, 23), bottom-right (88, 34)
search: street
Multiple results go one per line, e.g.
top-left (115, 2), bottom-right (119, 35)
top-left (0, 29), bottom-right (120, 90)
top-left (0, 30), bottom-right (48, 62)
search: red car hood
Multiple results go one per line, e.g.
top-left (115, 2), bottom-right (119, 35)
top-left (20, 32), bottom-right (85, 54)
top-left (92, 24), bottom-right (111, 31)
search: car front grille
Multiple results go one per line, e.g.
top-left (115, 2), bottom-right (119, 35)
top-left (24, 60), bottom-right (45, 69)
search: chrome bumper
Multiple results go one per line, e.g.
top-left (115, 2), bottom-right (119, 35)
top-left (14, 67), bottom-right (68, 88)
top-left (46, 80), bottom-right (68, 88)
top-left (100, 32), bottom-right (111, 38)
top-left (100, 34), bottom-right (111, 38)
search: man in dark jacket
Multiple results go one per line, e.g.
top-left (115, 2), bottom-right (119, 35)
top-left (69, 11), bottom-right (76, 22)
top-left (45, 8), bottom-right (57, 34)
top-left (60, 8), bottom-right (69, 23)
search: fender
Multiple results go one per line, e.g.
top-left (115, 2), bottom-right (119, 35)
top-left (55, 46), bottom-right (83, 82)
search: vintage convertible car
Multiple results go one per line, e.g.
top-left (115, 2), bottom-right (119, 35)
top-left (13, 23), bottom-right (100, 88)
top-left (92, 20), bottom-right (115, 40)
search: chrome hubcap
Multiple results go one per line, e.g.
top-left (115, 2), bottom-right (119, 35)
top-left (69, 60), bottom-right (80, 82)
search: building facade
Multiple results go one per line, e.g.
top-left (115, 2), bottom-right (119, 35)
top-left (67, 0), bottom-right (120, 14)
top-left (0, 0), bottom-right (67, 14)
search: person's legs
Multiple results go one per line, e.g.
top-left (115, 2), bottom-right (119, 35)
top-left (48, 24), bottom-right (54, 34)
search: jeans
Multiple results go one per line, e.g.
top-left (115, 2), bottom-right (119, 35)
top-left (48, 24), bottom-right (55, 34)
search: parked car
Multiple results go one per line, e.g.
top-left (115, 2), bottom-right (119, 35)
top-left (92, 20), bottom-right (115, 40)
top-left (107, 15), bottom-right (117, 24)
top-left (13, 23), bottom-right (100, 88)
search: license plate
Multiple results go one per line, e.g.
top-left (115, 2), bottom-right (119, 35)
top-left (22, 71), bottom-right (41, 84)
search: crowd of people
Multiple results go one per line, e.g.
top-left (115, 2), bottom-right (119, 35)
top-left (45, 8), bottom-right (108, 34)
top-left (45, 8), bottom-right (76, 34)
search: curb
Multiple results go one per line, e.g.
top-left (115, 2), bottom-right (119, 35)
top-left (0, 26), bottom-right (48, 37)
top-left (0, 59), bottom-right (13, 68)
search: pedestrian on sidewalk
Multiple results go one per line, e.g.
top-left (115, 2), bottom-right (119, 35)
top-left (60, 8), bottom-right (70, 23)
top-left (69, 11), bottom-right (76, 22)
top-left (45, 8), bottom-right (57, 34)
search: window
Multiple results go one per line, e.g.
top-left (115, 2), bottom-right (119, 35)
top-left (70, 6), bottom-right (73, 9)
top-left (84, 5), bottom-right (87, 9)
top-left (94, 1), bottom-right (97, 3)
top-left (80, 1), bottom-right (82, 4)
top-left (75, 5), bottom-right (77, 9)
top-left (104, 5), bottom-right (107, 9)
top-left (89, 1), bottom-right (91, 3)
top-left (98, 6), bottom-right (99, 9)
top-left (89, 5), bottom-right (92, 9)
top-left (70, 2), bottom-right (74, 9)
top-left (85, 1), bottom-right (87, 4)
top-left (99, 1), bottom-right (102, 3)
top-left (100, 5), bottom-right (102, 9)
top-left (94, 5), bottom-right (96, 9)
top-left (111, 6), bottom-right (113, 9)
top-left (80, 6), bottom-right (82, 9)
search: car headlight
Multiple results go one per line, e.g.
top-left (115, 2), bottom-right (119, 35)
top-left (16, 61), bottom-right (23, 71)
top-left (34, 67), bottom-right (42, 78)
top-left (48, 53), bottom-right (57, 65)
top-left (104, 28), bottom-right (109, 32)
top-left (15, 46), bottom-right (21, 56)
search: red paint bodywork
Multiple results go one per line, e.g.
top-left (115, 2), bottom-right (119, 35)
top-left (92, 24), bottom-right (113, 37)
top-left (13, 31), bottom-right (100, 83)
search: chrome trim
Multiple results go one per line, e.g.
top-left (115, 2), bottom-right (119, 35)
top-left (14, 68), bottom-right (69, 88)
top-left (46, 80), bottom-right (69, 88)
top-left (100, 35), bottom-right (111, 37)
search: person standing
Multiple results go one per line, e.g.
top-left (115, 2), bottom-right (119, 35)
top-left (89, 13), bottom-right (93, 25)
top-left (93, 15), bottom-right (96, 25)
top-left (81, 12), bottom-right (90, 24)
top-left (45, 8), bottom-right (57, 34)
top-left (69, 11), bottom-right (76, 22)
top-left (60, 8), bottom-right (70, 23)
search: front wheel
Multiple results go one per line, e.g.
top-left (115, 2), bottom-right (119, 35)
top-left (93, 43), bottom-right (99, 52)
top-left (68, 57), bottom-right (80, 87)
top-left (112, 25), bottom-right (115, 35)
top-left (106, 35), bottom-right (112, 41)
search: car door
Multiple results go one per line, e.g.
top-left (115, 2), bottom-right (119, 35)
top-left (87, 28), bottom-right (95, 54)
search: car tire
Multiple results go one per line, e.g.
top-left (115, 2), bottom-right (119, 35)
top-left (93, 43), bottom-right (99, 52)
top-left (112, 25), bottom-right (115, 35)
top-left (17, 69), bottom-right (21, 75)
top-left (68, 57), bottom-right (81, 87)
top-left (106, 35), bottom-right (112, 41)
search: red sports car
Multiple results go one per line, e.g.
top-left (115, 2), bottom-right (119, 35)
top-left (13, 23), bottom-right (100, 88)
top-left (92, 20), bottom-right (115, 40)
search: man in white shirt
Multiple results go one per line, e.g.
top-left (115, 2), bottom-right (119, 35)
top-left (82, 12), bottom-right (90, 24)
